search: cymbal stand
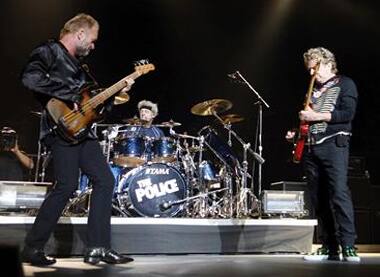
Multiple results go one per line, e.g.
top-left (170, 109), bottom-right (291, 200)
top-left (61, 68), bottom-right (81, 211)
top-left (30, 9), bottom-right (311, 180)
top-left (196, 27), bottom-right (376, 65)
top-left (34, 139), bottom-right (41, 182)
top-left (34, 142), bottom-right (50, 182)
top-left (213, 111), bottom-right (264, 217)
top-left (34, 111), bottom-right (51, 182)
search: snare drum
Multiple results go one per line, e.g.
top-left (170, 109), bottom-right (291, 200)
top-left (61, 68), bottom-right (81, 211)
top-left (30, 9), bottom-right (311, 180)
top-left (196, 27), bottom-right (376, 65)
top-left (116, 163), bottom-right (186, 217)
top-left (151, 137), bottom-right (177, 163)
top-left (112, 135), bottom-right (146, 167)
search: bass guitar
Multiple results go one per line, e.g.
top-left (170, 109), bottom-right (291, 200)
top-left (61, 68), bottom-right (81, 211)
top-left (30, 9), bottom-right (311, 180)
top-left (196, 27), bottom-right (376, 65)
top-left (46, 60), bottom-right (155, 144)
top-left (292, 62), bottom-right (320, 163)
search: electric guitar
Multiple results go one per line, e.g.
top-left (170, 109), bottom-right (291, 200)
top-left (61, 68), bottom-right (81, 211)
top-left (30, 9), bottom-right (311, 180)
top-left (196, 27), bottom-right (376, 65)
top-left (292, 62), bottom-right (320, 163)
top-left (46, 60), bottom-right (155, 144)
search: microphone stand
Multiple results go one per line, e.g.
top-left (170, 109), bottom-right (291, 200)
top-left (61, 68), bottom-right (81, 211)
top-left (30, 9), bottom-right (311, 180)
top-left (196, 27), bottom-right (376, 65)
top-left (234, 71), bottom-right (269, 197)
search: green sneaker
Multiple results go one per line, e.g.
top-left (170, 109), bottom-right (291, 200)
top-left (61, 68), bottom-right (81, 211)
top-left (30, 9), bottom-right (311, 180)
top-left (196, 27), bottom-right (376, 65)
top-left (342, 246), bottom-right (360, 262)
top-left (303, 246), bottom-right (340, 261)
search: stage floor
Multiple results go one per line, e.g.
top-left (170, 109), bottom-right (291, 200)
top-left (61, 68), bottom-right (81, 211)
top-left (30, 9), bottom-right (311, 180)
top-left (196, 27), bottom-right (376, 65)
top-left (0, 216), bottom-right (317, 255)
top-left (22, 253), bottom-right (380, 277)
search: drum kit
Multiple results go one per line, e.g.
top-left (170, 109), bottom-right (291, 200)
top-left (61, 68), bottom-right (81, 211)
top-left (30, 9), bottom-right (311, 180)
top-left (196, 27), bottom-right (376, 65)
top-left (60, 98), bottom-right (264, 218)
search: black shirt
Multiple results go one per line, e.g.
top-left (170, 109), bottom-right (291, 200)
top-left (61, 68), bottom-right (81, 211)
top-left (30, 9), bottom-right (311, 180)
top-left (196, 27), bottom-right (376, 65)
top-left (0, 151), bottom-right (25, 181)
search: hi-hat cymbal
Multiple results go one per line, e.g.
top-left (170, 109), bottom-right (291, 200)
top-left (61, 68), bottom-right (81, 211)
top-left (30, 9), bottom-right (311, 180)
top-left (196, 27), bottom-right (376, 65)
top-left (219, 114), bottom-right (244, 124)
top-left (191, 99), bottom-right (232, 116)
top-left (114, 91), bottom-right (130, 105)
top-left (156, 120), bottom-right (182, 127)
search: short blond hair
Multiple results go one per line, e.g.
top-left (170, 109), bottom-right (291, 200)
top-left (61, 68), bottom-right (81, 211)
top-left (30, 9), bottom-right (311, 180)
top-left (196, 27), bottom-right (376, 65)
top-left (59, 13), bottom-right (99, 39)
top-left (303, 47), bottom-right (338, 73)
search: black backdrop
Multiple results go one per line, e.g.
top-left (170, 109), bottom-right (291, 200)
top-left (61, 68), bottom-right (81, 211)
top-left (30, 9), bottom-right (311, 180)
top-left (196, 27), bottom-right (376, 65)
top-left (0, 0), bottom-right (379, 188)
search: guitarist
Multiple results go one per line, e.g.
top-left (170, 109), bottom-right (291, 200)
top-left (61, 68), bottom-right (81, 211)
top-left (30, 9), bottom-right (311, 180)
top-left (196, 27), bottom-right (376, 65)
top-left (21, 13), bottom-right (134, 266)
top-left (286, 47), bottom-right (359, 262)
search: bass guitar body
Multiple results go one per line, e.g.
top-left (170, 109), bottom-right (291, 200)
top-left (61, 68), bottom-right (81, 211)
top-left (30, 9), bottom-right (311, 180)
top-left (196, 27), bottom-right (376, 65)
top-left (46, 87), bottom-right (98, 144)
top-left (292, 121), bottom-right (309, 163)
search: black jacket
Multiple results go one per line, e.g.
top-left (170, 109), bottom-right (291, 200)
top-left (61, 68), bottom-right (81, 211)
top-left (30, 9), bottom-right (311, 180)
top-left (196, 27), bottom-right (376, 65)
top-left (21, 40), bottom-right (101, 143)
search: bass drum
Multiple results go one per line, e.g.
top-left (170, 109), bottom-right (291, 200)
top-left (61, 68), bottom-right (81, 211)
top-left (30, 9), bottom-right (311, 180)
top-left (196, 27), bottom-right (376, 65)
top-left (116, 163), bottom-right (186, 217)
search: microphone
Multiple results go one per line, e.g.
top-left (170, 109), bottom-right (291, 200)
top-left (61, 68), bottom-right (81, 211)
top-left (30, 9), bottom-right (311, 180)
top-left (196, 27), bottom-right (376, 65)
top-left (159, 201), bottom-right (172, 211)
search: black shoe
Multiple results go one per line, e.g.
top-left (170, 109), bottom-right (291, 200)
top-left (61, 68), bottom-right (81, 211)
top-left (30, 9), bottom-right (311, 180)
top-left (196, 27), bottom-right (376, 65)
top-left (84, 247), bottom-right (103, 265)
top-left (22, 246), bottom-right (56, 266)
top-left (327, 248), bottom-right (341, 261)
top-left (102, 249), bottom-right (134, 264)
top-left (84, 247), bottom-right (134, 265)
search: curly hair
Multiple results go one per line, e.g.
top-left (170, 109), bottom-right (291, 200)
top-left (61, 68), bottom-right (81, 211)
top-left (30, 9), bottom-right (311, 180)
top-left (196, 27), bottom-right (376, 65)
top-left (303, 47), bottom-right (338, 73)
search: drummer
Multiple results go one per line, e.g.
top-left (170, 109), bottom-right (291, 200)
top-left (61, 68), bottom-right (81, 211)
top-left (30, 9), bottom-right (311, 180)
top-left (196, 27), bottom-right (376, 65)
top-left (128, 100), bottom-right (165, 139)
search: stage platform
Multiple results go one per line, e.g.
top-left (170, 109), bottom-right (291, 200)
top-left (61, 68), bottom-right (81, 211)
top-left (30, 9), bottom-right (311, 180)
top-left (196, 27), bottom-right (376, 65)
top-left (0, 216), bottom-right (317, 256)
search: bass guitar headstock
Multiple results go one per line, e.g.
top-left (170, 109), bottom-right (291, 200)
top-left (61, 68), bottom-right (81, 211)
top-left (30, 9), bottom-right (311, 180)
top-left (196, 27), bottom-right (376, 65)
top-left (134, 59), bottom-right (155, 75)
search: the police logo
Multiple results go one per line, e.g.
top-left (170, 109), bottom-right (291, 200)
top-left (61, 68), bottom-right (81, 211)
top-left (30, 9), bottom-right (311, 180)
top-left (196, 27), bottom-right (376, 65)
top-left (134, 178), bottom-right (179, 202)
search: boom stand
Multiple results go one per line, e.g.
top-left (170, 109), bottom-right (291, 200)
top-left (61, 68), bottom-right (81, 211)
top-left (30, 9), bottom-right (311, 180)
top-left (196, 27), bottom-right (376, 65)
top-left (235, 71), bottom-right (269, 197)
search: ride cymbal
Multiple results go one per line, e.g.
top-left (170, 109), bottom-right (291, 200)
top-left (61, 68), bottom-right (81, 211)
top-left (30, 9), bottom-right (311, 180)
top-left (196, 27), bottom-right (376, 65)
top-left (191, 99), bottom-right (232, 116)
top-left (156, 120), bottom-right (182, 127)
top-left (219, 114), bottom-right (244, 124)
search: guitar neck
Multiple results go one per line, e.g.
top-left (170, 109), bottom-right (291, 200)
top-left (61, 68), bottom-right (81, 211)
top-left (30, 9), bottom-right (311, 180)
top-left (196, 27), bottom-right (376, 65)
top-left (303, 62), bottom-right (320, 110)
top-left (89, 71), bottom-right (141, 108)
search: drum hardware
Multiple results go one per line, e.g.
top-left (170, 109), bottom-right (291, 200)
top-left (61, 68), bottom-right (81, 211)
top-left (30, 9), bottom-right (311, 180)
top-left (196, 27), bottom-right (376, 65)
top-left (63, 187), bottom-right (92, 216)
top-left (212, 110), bottom-right (264, 217)
top-left (31, 110), bottom-right (53, 183)
top-left (169, 128), bottom-right (219, 218)
top-left (159, 187), bottom-right (228, 212)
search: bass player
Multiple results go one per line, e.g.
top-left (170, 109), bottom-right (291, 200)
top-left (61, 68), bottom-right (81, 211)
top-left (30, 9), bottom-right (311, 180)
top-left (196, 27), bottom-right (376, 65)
top-left (21, 13), bottom-right (134, 266)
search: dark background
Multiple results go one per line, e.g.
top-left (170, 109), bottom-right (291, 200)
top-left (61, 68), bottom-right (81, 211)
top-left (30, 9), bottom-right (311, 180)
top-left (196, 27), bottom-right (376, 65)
top-left (0, 0), bottom-right (379, 189)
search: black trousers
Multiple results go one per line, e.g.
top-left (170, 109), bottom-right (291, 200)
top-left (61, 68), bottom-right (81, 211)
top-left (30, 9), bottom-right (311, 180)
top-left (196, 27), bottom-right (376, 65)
top-left (25, 137), bottom-right (115, 249)
top-left (303, 136), bottom-right (356, 248)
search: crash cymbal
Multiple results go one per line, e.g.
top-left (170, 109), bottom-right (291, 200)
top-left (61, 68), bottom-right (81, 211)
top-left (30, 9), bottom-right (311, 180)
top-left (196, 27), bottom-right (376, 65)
top-left (156, 119), bottom-right (182, 127)
top-left (191, 99), bottom-right (232, 116)
top-left (114, 91), bottom-right (130, 105)
top-left (219, 114), bottom-right (244, 124)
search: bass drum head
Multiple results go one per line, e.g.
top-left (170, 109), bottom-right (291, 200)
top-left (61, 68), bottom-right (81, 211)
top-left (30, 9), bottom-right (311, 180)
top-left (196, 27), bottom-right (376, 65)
top-left (118, 163), bottom-right (186, 217)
